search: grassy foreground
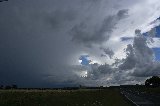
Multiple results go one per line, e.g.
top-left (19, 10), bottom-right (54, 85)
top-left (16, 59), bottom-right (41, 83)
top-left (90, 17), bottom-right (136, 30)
top-left (0, 89), bottom-right (131, 106)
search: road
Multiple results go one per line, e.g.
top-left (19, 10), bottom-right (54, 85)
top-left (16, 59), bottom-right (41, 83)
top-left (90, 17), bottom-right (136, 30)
top-left (121, 88), bottom-right (160, 106)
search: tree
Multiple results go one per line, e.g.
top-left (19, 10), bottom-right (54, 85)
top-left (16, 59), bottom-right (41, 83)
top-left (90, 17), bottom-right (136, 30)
top-left (145, 76), bottom-right (160, 87)
top-left (145, 79), bottom-right (150, 86)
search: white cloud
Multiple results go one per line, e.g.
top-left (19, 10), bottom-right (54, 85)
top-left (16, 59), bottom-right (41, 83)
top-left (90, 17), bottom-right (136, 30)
top-left (66, 0), bottom-right (160, 86)
top-left (148, 38), bottom-right (160, 48)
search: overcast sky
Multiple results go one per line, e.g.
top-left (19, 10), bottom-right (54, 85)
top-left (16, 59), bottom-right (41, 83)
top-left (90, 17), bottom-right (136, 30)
top-left (0, 0), bottom-right (160, 87)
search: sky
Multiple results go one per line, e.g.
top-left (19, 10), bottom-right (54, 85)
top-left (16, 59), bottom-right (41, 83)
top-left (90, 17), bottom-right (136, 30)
top-left (0, 0), bottom-right (160, 87)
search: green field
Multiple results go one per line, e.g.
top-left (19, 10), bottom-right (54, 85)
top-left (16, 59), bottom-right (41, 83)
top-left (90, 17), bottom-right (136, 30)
top-left (0, 89), bottom-right (132, 106)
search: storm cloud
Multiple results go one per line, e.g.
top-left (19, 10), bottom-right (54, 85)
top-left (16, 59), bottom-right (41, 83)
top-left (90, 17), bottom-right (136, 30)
top-left (70, 9), bottom-right (128, 46)
top-left (0, 0), bottom-right (160, 87)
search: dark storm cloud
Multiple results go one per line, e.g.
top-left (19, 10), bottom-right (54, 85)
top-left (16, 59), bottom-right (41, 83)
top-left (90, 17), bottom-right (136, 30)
top-left (0, 0), bottom-right (160, 87)
top-left (45, 9), bottom-right (77, 29)
top-left (0, 0), bottom-right (80, 87)
top-left (1, 0), bottom-right (120, 87)
top-left (70, 9), bottom-right (128, 46)
top-left (100, 47), bottom-right (114, 59)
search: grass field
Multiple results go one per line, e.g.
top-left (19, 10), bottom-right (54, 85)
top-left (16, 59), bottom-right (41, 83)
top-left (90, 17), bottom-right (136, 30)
top-left (0, 88), bottom-right (132, 106)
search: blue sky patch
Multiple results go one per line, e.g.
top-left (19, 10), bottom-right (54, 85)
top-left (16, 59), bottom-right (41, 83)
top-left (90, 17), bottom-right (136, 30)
top-left (152, 48), bottom-right (160, 61)
top-left (79, 55), bottom-right (90, 65)
top-left (143, 23), bottom-right (160, 38)
top-left (155, 25), bottom-right (160, 38)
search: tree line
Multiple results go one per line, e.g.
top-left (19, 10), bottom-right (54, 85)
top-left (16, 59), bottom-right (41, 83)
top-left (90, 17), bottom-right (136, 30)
top-left (0, 76), bottom-right (159, 90)
top-left (0, 84), bottom-right (17, 89)
top-left (145, 76), bottom-right (160, 87)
